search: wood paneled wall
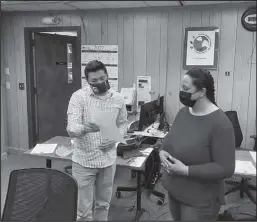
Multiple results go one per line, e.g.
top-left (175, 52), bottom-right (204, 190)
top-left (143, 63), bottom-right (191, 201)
top-left (1, 83), bottom-right (7, 157)
top-left (1, 2), bottom-right (256, 152)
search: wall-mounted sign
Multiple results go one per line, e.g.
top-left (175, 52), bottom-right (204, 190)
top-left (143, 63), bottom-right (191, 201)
top-left (241, 7), bottom-right (256, 32)
top-left (183, 27), bottom-right (219, 70)
top-left (41, 16), bottom-right (60, 25)
top-left (81, 45), bottom-right (119, 91)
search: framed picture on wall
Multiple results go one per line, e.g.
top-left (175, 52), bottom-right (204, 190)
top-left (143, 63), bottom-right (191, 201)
top-left (183, 27), bottom-right (219, 70)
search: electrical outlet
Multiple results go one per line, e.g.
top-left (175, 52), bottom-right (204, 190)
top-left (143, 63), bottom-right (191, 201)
top-left (6, 82), bottom-right (10, 89)
top-left (5, 68), bottom-right (10, 75)
top-left (225, 71), bottom-right (231, 76)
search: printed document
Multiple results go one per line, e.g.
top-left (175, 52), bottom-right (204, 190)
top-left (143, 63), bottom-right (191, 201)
top-left (91, 107), bottom-right (126, 144)
top-left (235, 160), bottom-right (256, 176)
top-left (31, 144), bottom-right (57, 154)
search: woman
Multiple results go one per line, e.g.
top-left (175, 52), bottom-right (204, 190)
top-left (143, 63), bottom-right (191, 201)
top-left (160, 68), bottom-right (235, 220)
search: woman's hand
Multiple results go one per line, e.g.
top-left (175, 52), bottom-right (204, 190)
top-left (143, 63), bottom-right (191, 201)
top-left (159, 151), bottom-right (189, 176)
top-left (159, 150), bottom-right (173, 168)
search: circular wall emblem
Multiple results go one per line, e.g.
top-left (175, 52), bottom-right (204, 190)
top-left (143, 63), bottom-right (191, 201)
top-left (241, 7), bottom-right (256, 32)
top-left (190, 34), bottom-right (211, 54)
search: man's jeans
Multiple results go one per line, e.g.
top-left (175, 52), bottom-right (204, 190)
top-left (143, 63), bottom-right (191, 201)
top-left (72, 162), bottom-right (116, 221)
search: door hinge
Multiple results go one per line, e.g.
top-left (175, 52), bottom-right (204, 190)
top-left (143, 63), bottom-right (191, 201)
top-left (31, 39), bottom-right (35, 47)
top-left (35, 134), bottom-right (39, 143)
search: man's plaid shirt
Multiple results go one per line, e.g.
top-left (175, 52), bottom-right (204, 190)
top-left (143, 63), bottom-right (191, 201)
top-left (67, 86), bottom-right (128, 168)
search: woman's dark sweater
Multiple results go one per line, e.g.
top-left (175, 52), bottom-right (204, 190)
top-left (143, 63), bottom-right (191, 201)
top-left (161, 107), bottom-right (235, 207)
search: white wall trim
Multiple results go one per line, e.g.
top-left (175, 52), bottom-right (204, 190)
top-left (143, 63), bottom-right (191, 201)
top-left (7, 147), bottom-right (28, 155)
top-left (1, 152), bottom-right (8, 160)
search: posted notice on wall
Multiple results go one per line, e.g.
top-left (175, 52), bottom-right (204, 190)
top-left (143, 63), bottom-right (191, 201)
top-left (136, 76), bottom-right (152, 106)
top-left (186, 30), bottom-right (217, 66)
top-left (81, 45), bottom-right (119, 91)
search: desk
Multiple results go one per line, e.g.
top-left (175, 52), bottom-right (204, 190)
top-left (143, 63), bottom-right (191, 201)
top-left (25, 137), bottom-right (256, 174)
top-left (131, 125), bottom-right (167, 139)
top-left (24, 136), bottom-right (72, 168)
top-left (250, 135), bottom-right (256, 151)
top-left (226, 150), bottom-right (256, 207)
top-left (25, 138), bottom-right (256, 219)
top-left (24, 136), bottom-right (153, 221)
top-left (234, 150), bottom-right (256, 178)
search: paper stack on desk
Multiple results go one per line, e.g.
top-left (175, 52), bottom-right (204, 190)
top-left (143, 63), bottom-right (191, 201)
top-left (235, 160), bottom-right (256, 175)
top-left (31, 144), bottom-right (57, 154)
top-left (128, 156), bottom-right (146, 167)
top-left (55, 145), bottom-right (73, 157)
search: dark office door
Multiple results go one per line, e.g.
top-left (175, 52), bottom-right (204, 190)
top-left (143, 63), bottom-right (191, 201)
top-left (34, 32), bottom-right (81, 143)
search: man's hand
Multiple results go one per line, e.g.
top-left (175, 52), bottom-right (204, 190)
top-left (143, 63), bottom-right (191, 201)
top-left (83, 122), bottom-right (100, 134)
top-left (159, 150), bottom-right (188, 176)
top-left (99, 139), bottom-right (116, 150)
top-left (67, 122), bottom-right (99, 138)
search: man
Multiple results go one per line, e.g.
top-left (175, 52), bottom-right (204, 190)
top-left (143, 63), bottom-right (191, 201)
top-left (66, 60), bottom-right (128, 221)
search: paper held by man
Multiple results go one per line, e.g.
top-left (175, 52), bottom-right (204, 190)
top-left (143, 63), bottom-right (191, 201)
top-left (91, 107), bottom-right (127, 144)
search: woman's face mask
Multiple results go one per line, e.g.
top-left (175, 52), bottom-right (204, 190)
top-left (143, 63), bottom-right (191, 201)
top-left (179, 91), bottom-right (199, 107)
top-left (180, 75), bottom-right (203, 107)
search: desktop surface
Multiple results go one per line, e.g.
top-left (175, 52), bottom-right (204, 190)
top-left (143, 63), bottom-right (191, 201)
top-left (25, 136), bottom-right (153, 171)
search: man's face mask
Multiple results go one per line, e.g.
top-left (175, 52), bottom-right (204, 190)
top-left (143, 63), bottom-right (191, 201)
top-left (90, 80), bottom-right (110, 94)
top-left (179, 91), bottom-right (199, 107)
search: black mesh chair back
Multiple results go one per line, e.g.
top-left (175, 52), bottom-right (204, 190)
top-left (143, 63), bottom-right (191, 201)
top-left (1, 168), bottom-right (78, 221)
top-left (225, 111), bottom-right (243, 148)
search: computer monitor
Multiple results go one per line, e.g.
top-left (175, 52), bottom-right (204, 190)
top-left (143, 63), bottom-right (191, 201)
top-left (138, 96), bottom-right (164, 131)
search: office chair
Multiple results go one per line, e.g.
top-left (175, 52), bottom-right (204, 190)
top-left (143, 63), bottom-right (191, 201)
top-left (115, 138), bottom-right (166, 205)
top-left (224, 111), bottom-right (256, 205)
top-left (1, 168), bottom-right (78, 221)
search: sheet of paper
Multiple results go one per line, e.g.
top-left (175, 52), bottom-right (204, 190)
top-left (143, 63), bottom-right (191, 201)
top-left (129, 156), bottom-right (146, 168)
top-left (31, 144), bottom-right (57, 154)
top-left (137, 76), bottom-right (151, 105)
top-left (91, 107), bottom-right (126, 144)
top-left (139, 148), bottom-right (153, 155)
top-left (55, 146), bottom-right (73, 157)
top-left (249, 151), bottom-right (256, 163)
top-left (235, 160), bottom-right (256, 175)
top-left (120, 88), bottom-right (135, 105)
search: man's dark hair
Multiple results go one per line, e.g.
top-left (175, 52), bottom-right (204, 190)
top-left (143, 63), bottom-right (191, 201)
top-left (84, 60), bottom-right (108, 79)
top-left (186, 67), bottom-right (217, 105)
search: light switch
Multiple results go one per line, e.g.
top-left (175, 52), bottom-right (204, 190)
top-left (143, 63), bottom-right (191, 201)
top-left (5, 68), bottom-right (10, 75)
top-left (19, 83), bottom-right (25, 90)
top-left (6, 82), bottom-right (10, 89)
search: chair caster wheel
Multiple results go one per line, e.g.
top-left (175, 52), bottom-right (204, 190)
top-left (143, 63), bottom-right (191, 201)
top-left (157, 198), bottom-right (164, 206)
top-left (115, 191), bottom-right (121, 198)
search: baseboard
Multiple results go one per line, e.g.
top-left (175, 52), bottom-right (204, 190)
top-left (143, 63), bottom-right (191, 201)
top-left (1, 152), bottom-right (8, 160)
top-left (7, 147), bottom-right (28, 155)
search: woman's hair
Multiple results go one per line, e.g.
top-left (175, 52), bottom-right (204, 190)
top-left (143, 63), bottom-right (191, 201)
top-left (186, 67), bottom-right (217, 105)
